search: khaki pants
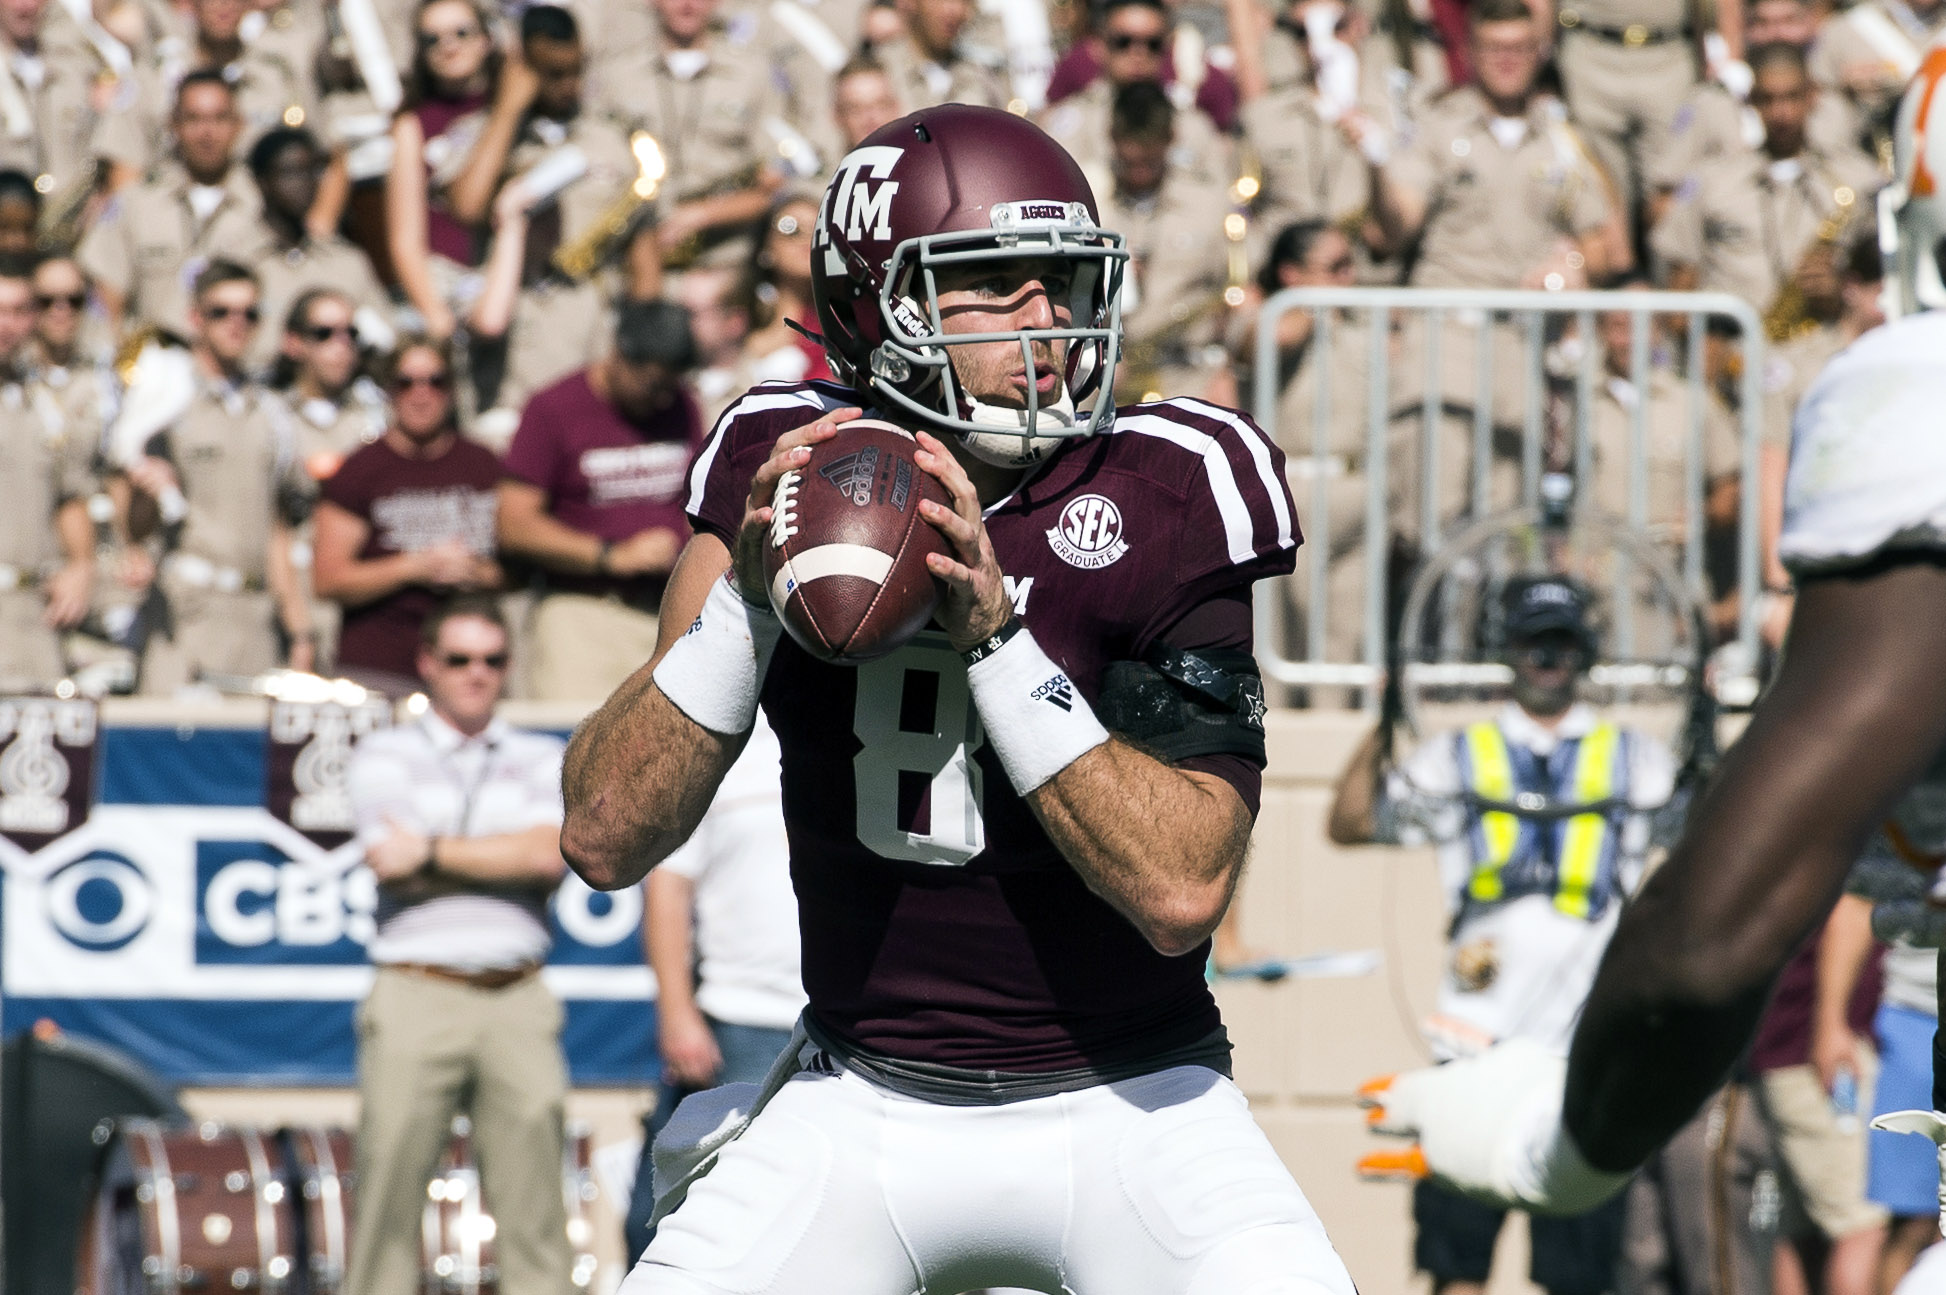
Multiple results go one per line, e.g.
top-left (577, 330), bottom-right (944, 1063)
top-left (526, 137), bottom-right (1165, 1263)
top-left (0, 588), bottom-right (64, 690)
top-left (1556, 32), bottom-right (1698, 217)
top-left (527, 592), bottom-right (659, 703)
top-left (346, 967), bottom-right (571, 1295)
top-left (1757, 1051), bottom-right (1890, 1241)
top-left (140, 576), bottom-right (278, 696)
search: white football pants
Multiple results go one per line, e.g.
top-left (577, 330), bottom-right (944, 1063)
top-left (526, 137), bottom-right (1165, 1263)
top-left (623, 1060), bottom-right (1357, 1294)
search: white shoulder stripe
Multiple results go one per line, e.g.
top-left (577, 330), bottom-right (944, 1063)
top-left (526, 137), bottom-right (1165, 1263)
top-left (685, 386), bottom-right (832, 516)
top-left (1116, 413), bottom-right (1260, 565)
top-left (1172, 397), bottom-right (1295, 550)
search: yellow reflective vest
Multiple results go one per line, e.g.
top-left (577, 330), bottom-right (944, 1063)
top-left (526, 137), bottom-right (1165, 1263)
top-left (1457, 719), bottom-right (1628, 921)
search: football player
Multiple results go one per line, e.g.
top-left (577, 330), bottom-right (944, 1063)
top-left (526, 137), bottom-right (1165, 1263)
top-left (1357, 48), bottom-right (1946, 1228)
top-left (561, 105), bottom-right (1357, 1293)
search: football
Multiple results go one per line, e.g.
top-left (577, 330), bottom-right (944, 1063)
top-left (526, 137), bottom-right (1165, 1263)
top-left (763, 419), bottom-right (952, 663)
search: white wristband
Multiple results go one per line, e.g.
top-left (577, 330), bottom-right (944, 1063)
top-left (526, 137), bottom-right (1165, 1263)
top-left (652, 573), bottom-right (783, 735)
top-left (964, 624), bottom-right (1109, 795)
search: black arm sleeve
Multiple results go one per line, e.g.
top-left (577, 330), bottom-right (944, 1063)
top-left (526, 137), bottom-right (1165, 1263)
top-left (1136, 586), bottom-right (1265, 817)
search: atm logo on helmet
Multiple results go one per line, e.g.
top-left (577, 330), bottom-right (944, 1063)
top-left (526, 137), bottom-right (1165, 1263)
top-left (826, 145), bottom-right (905, 241)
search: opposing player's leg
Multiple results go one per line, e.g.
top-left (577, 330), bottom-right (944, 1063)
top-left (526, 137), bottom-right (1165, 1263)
top-left (622, 1069), bottom-right (923, 1295)
top-left (1061, 1066), bottom-right (1358, 1295)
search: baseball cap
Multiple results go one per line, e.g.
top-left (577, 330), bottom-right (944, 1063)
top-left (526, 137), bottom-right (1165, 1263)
top-left (1502, 576), bottom-right (1597, 652)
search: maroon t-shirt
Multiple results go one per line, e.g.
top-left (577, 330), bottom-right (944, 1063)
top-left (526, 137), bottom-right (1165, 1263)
top-left (320, 434), bottom-right (501, 679)
top-left (689, 381), bottom-right (1300, 1073)
top-left (1748, 931), bottom-right (1884, 1073)
top-left (416, 94), bottom-right (488, 266)
top-left (503, 369), bottom-right (706, 601)
top-left (1043, 43), bottom-right (1241, 131)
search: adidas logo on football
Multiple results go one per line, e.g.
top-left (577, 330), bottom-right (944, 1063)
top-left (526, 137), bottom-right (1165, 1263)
top-left (818, 446), bottom-right (881, 507)
top-left (1031, 674), bottom-right (1074, 711)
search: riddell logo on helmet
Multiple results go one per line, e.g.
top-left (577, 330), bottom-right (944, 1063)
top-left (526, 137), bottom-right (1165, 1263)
top-left (827, 145), bottom-right (905, 241)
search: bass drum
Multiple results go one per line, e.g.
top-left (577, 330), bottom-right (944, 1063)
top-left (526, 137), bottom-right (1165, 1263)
top-left (284, 1125), bottom-right (357, 1294)
top-left (79, 1119), bottom-right (300, 1294)
top-left (422, 1117), bottom-right (601, 1294)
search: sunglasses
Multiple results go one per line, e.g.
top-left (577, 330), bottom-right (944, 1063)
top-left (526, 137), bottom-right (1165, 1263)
top-left (1512, 643), bottom-right (1586, 670)
top-left (394, 372), bottom-right (451, 392)
top-left (304, 322), bottom-right (359, 344)
top-left (440, 651), bottom-right (508, 669)
top-left (35, 292), bottom-right (85, 310)
top-left (203, 304), bottom-right (260, 323)
top-left (1106, 31), bottom-right (1166, 51)
top-left (419, 23), bottom-right (479, 46)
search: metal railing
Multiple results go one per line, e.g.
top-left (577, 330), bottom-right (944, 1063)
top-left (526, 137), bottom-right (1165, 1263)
top-left (1249, 286), bottom-right (1766, 694)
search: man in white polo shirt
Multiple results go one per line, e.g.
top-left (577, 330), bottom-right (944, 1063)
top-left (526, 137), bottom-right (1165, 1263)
top-left (344, 593), bottom-right (574, 1295)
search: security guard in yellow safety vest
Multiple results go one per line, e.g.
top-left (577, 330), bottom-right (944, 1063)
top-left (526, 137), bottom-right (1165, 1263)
top-left (1325, 575), bottom-right (1675, 1295)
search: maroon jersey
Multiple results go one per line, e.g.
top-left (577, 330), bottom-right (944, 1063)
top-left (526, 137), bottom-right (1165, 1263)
top-left (321, 435), bottom-right (501, 680)
top-left (687, 381), bottom-right (1300, 1073)
top-left (504, 370), bottom-right (706, 602)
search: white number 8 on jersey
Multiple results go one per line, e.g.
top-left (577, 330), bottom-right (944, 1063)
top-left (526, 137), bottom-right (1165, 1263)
top-left (852, 638), bottom-right (987, 865)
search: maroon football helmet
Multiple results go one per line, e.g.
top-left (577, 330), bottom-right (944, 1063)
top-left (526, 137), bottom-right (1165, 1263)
top-left (811, 104), bottom-right (1127, 467)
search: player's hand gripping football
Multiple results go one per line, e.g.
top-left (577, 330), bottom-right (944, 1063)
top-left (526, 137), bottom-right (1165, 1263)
top-left (913, 429), bottom-right (1013, 652)
top-left (1355, 1038), bottom-right (1632, 1214)
top-left (730, 407), bottom-right (861, 606)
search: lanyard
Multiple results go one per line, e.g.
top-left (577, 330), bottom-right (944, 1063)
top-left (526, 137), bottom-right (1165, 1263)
top-left (423, 716), bottom-right (498, 836)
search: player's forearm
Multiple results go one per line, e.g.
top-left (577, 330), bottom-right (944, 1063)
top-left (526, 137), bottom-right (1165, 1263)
top-left (1030, 741), bottom-right (1249, 957)
top-left (436, 823), bottom-right (566, 885)
top-left (561, 669), bottom-right (742, 890)
top-left (1563, 563), bottom-right (1946, 1169)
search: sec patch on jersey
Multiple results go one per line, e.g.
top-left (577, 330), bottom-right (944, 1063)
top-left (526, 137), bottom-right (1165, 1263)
top-left (763, 419), bottom-right (951, 663)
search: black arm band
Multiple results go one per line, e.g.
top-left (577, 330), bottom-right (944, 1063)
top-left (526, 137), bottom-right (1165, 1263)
top-left (961, 617), bottom-right (1023, 666)
top-left (1097, 645), bottom-right (1269, 764)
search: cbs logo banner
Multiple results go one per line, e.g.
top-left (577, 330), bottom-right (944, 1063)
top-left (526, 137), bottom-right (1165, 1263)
top-left (6, 806), bottom-right (649, 998)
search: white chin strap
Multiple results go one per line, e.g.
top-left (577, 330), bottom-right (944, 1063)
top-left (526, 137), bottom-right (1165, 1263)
top-left (959, 387), bottom-right (1078, 468)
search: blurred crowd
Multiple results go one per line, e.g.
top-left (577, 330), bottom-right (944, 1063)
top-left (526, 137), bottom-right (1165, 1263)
top-left (0, 0), bottom-right (1923, 700)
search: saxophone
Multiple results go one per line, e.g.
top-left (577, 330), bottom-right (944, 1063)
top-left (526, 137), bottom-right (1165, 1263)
top-left (1763, 183), bottom-right (1858, 344)
top-left (550, 132), bottom-right (667, 282)
top-left (1117, 207), bottom-right (1252, 402)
